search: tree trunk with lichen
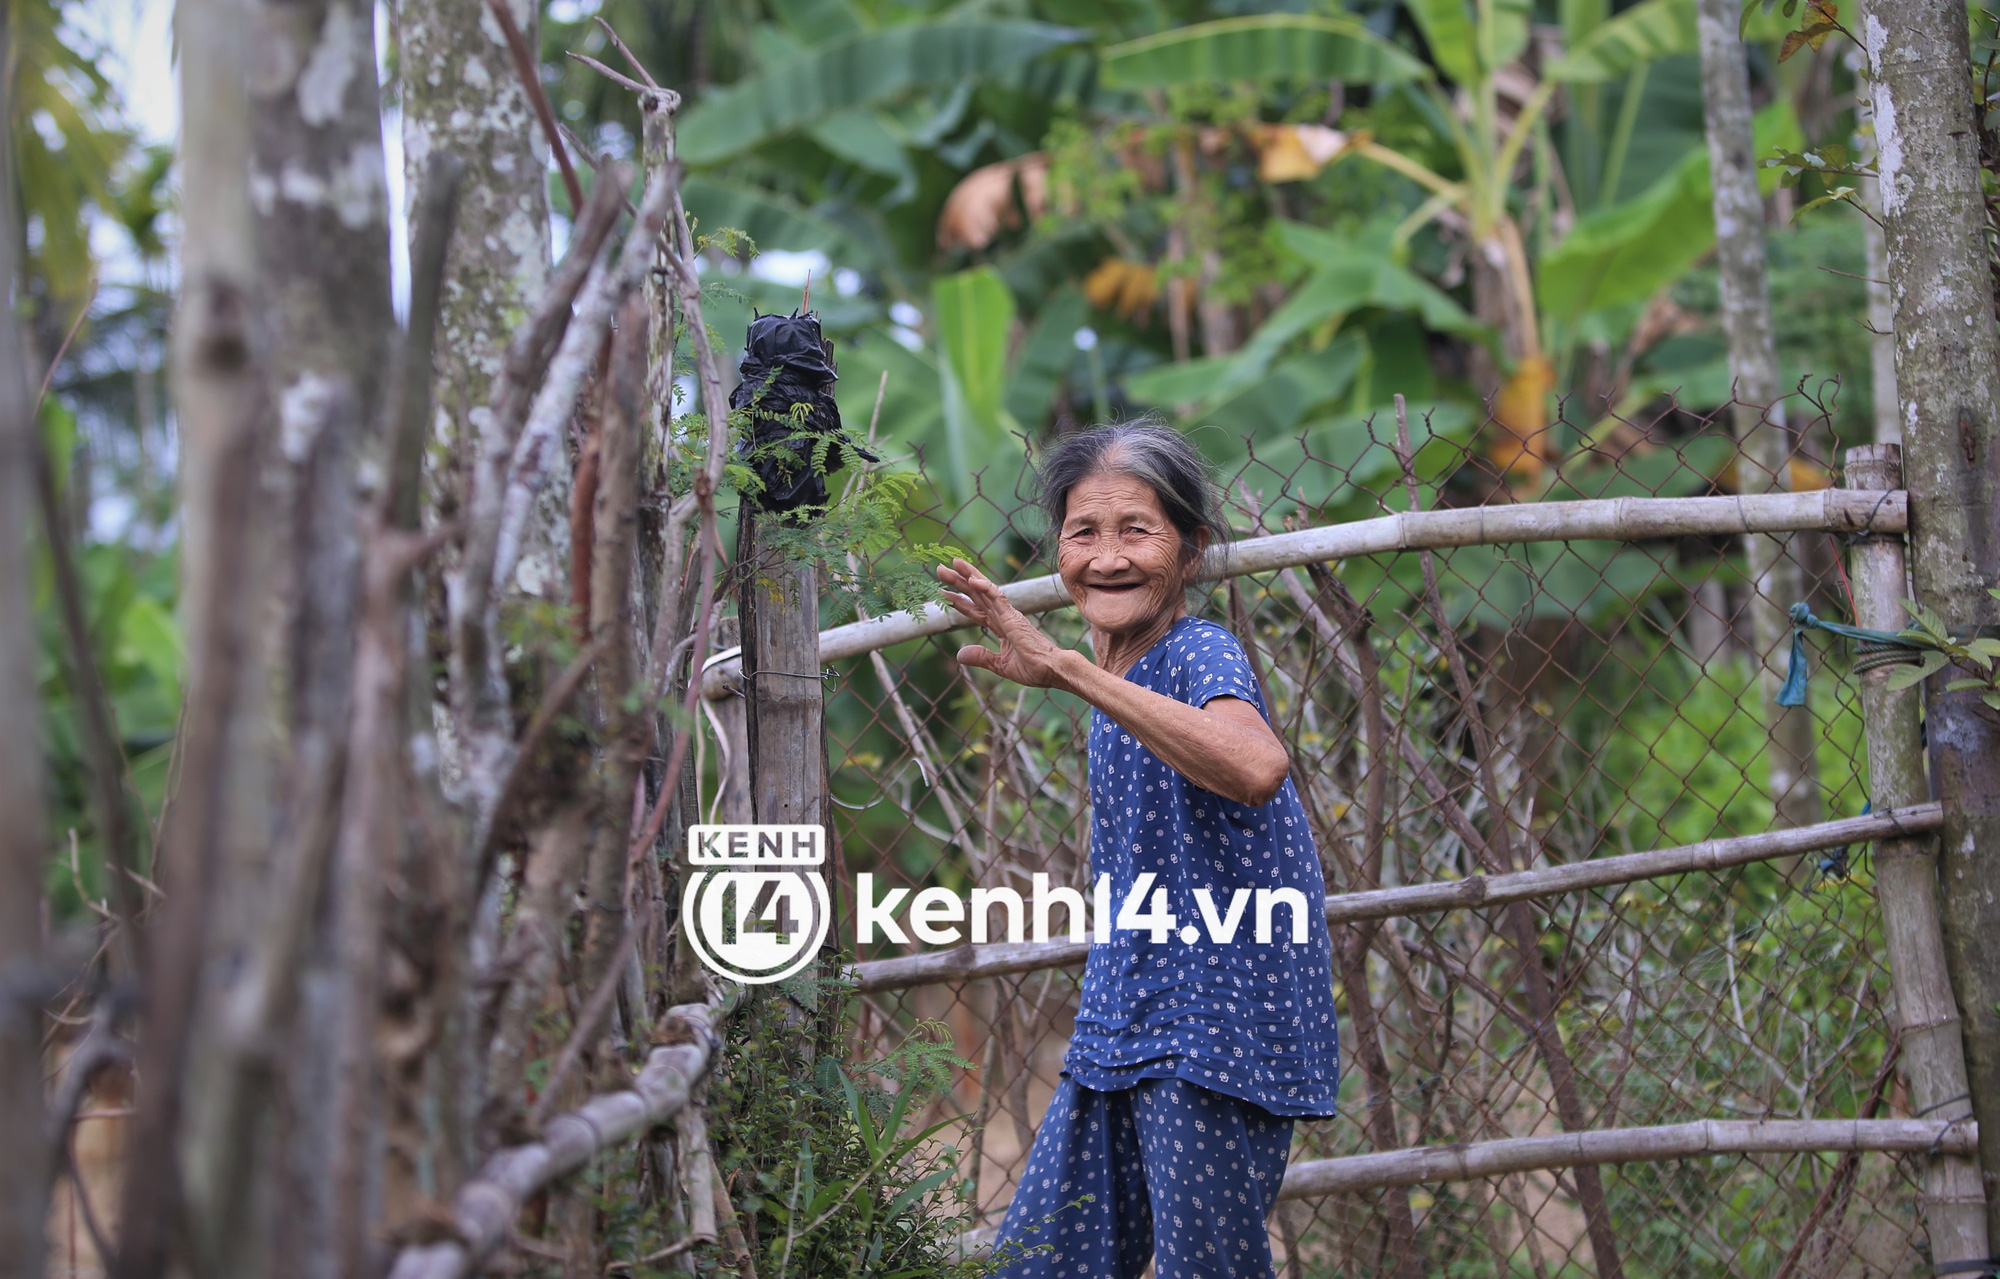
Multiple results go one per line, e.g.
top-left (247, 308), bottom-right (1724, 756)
top-left (1695, 0), bottom-right (1822, 831)
top-left (399, 0), bottom-right (556, 589)
top-left (398, 0), bottom-right (560, 1200)
top-left (1863, 0), bottom-right (2000, 1234)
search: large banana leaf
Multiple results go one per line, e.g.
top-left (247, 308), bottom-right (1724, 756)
top-left (1538, 102), bottom-right (1800, 322)
top-left (1119, 354), bottom-right (1263, 414)
top-left (1480, 0), bottom-right (1534, 79)
top-left (1125, 339), bottom-right (1365, 433)
top-left (1100, 16), bottom-right (1430, 88)
top-left (1550, 0), bottom-right (1795, 82)
top-left (833, 330), bottom-right (945, 458)
top-left (1004, 288), bottom-right (1089, 431)
top-left (678, 21), bottom-right (1084, 165)
top-left (1214, 400), bottom-right (1477, 518)
top-left (1562, 0), bottom-right (1610, 46)
top-left (807, 110), bottom-right (911, 179)
top-left (1238, 221), bottom-right (1482, 369)
top-left (1117, 223), bottom-right (1477, 419)
top-left (1403, 0), bottom-right (1481, 85)
top-left (1132, 342), bottom-right (1366, 436)
top-left (769, 0), bottom-right (861, 42)
top-left (933, 267), bottom-right (1022, 552)
top-left (935, 268), bottom-right (1016, 445)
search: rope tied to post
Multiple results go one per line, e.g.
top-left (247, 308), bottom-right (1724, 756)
top-left (1777, 602), bottom-right (1930, 707)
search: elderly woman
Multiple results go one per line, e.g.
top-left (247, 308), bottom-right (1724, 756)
top-left (936, 422), bottom-right (1340, 1279)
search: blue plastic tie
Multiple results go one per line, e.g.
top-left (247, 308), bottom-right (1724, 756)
top-left (1777, 603), bottom-right (1921, 707)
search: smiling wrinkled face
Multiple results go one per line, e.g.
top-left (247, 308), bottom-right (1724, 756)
top-left (1055, 469), bottom-right (1204, 641)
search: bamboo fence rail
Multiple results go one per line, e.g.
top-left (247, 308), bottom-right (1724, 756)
top-left (1274, 1119), bottom-right (1980, 1200)
top-left (958, 1120), bottom-right (1979, 1259)
top-left (845, 803), bottom-right (1942, 993)
top-left (386, 993), bottom-right (738, 1279)
top-left (701, 489), bottom-right (1908, 696)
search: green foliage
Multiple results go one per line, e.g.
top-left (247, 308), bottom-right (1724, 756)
top-left (1597, 651), bottom-right (1866, 854)
top-left (1098, 16), bottom-right (1429, 89)
top-left (1539, 103), bottom-right (1803, 324)
top-left (1403, 0), bottom-right (1486, 85)
top-left (677, 21), bottom-right (1087, 165)
top-left (931, 266), bottom-right (1022, 552)
top-left (1551, 0), bottom-right (1796, 82)
top-left (683, 176), bottom-right (867, 265)
top-left (1651, 210), bottom-right (1877, 428)
top-left (12, 0), bottom-right (134, 305)
top-left (1889, 589), bottom-right (2000, 711)
top-left (752, 470), bottom-right (965, 622)
top-left (1253, 220), bottom-right (1483, 356)
top-left (34, 518), bottom-right (179, 915)
top-left (705, 986), bottom-right (996, 1278)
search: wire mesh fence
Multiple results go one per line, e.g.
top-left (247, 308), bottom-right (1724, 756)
top-left (770, 394), bottom-right (1921, 1277)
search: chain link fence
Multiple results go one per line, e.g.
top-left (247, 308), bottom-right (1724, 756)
top-left (787, 397), bottom-right (1924, 1277)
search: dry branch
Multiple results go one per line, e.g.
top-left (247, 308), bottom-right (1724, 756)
top-left (1275, 1119), bottom-right (1980, 1200)
top-left (845, 804), bottom-right (1943, 992)
top-left (490, 165), bottom-right (673, 603)
top-left (702, 489), bottom-right (1910, 696)
top-left (576, 293), bottom-right (650, 1002)
top-left (33, 436), bottom-right (146, 960)
top-left (388, 995), bottom-right (738, 1279)
top-left (448, 172), bottom-right (625, 838)
top-left (481, 0), bottom-right (582, 214)
top-left (628, 86), bottom-right (732, 907)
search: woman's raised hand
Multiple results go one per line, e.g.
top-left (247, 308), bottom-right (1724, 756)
top-left (936, 557), bottom-right (1074, 690)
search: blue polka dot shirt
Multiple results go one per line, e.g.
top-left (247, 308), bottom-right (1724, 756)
top-left (1063, 615), bottom-right (1342, 1119)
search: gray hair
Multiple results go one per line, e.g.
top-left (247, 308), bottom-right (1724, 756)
top-left (1030, 419), bottom-right (1229, 568)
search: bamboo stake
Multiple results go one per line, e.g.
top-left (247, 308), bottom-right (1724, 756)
top-left (845, 803), bottom-right (1942, 993)
top-left (384, 994), bottom-right (739, 1279)
top-left (1845, 444), bottom-right (1991, 1266)
top-left (701, 489), bottom-right (1909, 697)
top-left (1273, 1119), bottom-right (1979, 1200)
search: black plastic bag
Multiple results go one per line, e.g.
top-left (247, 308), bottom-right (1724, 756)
top-left (730, 309), bottom-right (877, 514)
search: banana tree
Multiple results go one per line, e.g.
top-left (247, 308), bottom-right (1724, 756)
top-left (1101, 0), bottom-right (1799, 479)
top-left (1104, 8), bottom-right (1550, 391)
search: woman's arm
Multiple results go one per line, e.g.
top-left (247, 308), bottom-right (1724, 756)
top-left (937, 558), bottom-right (1292, 806)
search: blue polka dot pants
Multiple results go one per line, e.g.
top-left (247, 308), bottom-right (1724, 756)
top-left (987, 1075), bottom-right (1295, 1279)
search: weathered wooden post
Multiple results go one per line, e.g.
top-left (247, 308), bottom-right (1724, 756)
top-left (739, 515), bottom-right (823, 823)
top-left (1846, 443), bottom-right (1990, 1265)
top-left (737, 508), bottom-right (826, 1049)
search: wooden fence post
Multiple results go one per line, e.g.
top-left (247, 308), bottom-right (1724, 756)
top-left (737, 509), bottom-right (827, 1046)
top-left (738, 511), bottom-right (824, 824)
top-left (1846, 443), bottom-right (1990, 1265)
